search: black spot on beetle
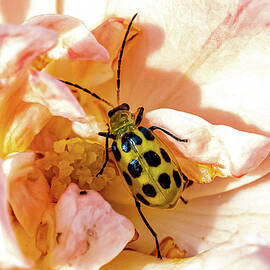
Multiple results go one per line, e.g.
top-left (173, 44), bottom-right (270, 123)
top-left (121, 137), bottom-right (131, 152)
top-left (143, 151), bottom-right (161, 167)
top-left (182, 173), bottom-right (189, 182)
top-left (138, 126), bottom-right (154, 140)
top-left (181, 173), bottom-right (193, 189)
top-left (160, 148), bottom-right (171, 163)
top-left (131, 133), bottom-right (142, 145)
top-left (158, 173), bottom-right (171, 189)
top-left (121, 132), bottom-right (142, 153)
top-left (112, 141), bottom-right (121, 161)
top-left (173, 170), bottom-right (182, 188)
top-left (136, 193), bottom-right (150, 206)
top-left (123, 171), bottom-right (132, 186)
top-left (142, 184), bottom-right (157, 197)
top-left (128, 159), bottom-right (142, 178)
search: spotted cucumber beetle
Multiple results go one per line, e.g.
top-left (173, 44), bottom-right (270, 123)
top-left (61, 13), bottom-right (190, 259)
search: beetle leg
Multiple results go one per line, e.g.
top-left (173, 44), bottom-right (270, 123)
top-left (180, 177), bottom-right (192, 204)
top-left (135, 200), bottom-right (162, 259)
top-left (135, 107), bottom-right (144, 125)
top-left (180, 196), bottom-right (188, 204)
top-left (96, 132), bottom-right (110, 177)
top-left (98, 132), bottom-right (116, 139)
top-left (183, 179), bottom-right (193, 191)
top-left (149, 126), bottom-right (188, 143)
top-left (98, 132), bottom-right (108, 138)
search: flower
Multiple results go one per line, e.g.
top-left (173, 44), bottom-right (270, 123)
top-left (0, 14), bottom-right (134, 270)
top-left (1, 0), bottom-right (270, 269)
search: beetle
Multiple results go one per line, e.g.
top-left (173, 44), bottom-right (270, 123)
top-left (61, 13), bottom-right (190, 259)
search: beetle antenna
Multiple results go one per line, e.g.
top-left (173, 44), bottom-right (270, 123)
top-left (116, 13), bottom-right (138, 105)
top-left (60, 80), bottom-right (114, 108)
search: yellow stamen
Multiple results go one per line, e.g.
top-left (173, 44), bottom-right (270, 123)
top-left (35, 137), bottom-right (116, 201)
top-left (32, 54), bottom-right (52, 71)
top-left (151, 236), bottom-right (187, 259)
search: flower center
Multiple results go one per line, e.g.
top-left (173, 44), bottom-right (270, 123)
top-left (35, 137), bottom-right (116, 201)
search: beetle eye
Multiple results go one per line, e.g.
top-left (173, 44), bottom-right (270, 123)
top-left (121, 103), bottom-right (130, 110)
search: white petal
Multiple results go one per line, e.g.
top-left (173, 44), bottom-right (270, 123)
top-left (107, 172), bottom-right (270, 257)
top-left (102, 233), bottom-right (270, 270)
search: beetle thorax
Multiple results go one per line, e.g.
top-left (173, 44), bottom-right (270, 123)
top-left (110, 110), bottom-right (136, 136)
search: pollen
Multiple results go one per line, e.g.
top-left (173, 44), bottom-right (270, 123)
top-left (36, 137), bottom-right (116, 201)
top-left (32, 54), bottom-right (52, 71)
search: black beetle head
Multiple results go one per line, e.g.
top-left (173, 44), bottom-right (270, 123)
top-left (108, 103), bottom-right (130, 118)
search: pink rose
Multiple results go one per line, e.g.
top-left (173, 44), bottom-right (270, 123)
top-left (0, 1), bottom-right (270, 269)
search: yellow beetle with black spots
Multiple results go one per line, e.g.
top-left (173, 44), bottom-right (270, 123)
top-left (61, 14), bottom-right (190, 259)
top-left (95, 102), bottom-right (189, 259)
top-left (99, 104), bottom-right (187, 209)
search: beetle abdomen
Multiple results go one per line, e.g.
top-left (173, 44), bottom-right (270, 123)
top-left (112, 126), bottom-right (185, 208)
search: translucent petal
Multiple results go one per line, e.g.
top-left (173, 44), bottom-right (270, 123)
top-left (25, 14), bottom-right (109, 62)
top-left (1, 102), bottom-right (51, 156)
top-left (26, 69), bottom-right (85, 122)
top-left (0, 23), bottom-right (57, 77)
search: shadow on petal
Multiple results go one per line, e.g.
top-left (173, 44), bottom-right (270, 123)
top-left (103, 171), bottom-right (270, 258)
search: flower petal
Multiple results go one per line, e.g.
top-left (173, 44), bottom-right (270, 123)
top-left (1, 102), bottom-right (51, 156)
top-left (102, 233), bottom-right (270, 270)
top-left (109, 171), bottom-right (270, 258)
top-left (145, 109), bottom-right (270, 184)
top-left (0, 158), bottom-right (32, 268)
top-left (168, 0), bottom-right (270, 136)
top-left (5, 152), bottom-right (52, 237)
top-left (66, 1), bottom-right (270, 140)
top-left (26, 69), bottom-right (86, 122)
top-left (25, 14), bottom-right (109, 62)
top-left (49, 183), bottom-right (134, 270)
top-left (0, 23), bottom-right (57, 77)
top-left (0, 23), bottom-right (63, 156)
top-left (52, 17), bottom-right (139, 141)
top-left (1, 67), bottom-right (85, 156)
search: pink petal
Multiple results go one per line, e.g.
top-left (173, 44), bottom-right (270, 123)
top-left (0, 23), bottom-right (57, 77)
top-left (0, 158), bottom-right (31, 268)
top-left (5, 152), bottom-right (52, 237)
top-left (25, 69), bottom-right (86, 122)
top-left (50, 183), bottom-right (134, 270)
top-left (145, 109), bottom-right (270, 179)
top-left (25, 14), bottom-right (109, 62)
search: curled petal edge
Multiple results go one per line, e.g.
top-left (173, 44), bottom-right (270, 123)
top-left (145, 109), bottom-right (270, 183)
